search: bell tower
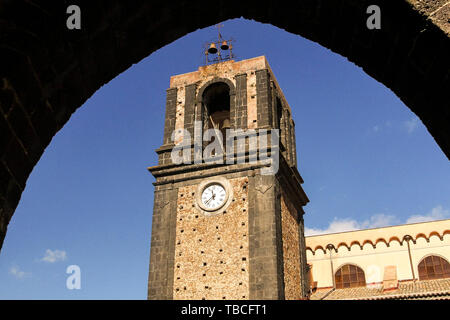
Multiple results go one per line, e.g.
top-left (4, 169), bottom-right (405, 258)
top-left (147, 50), bottom-right (309, 300)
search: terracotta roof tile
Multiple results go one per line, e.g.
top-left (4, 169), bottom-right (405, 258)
top-left (309, 278), bottom-right (450, 300)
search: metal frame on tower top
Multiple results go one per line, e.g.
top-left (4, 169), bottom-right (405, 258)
top-left (204, 24), bottom-right (235, 65)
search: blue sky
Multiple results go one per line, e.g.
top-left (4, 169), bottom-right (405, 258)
top-left (0, 18), bottom-right (449, 299)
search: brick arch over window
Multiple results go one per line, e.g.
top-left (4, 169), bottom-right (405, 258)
top-left (335, 264), bottom-right (366, 289)
top-left (0, 1), bottom-right (449, 251)
top-left (418, 255), bottom-right (450, 280)
top-left (197, 78), bottom-right (237, 101)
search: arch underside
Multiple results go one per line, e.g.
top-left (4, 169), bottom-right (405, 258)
top-left (0, 0), bottom-right (449, 251)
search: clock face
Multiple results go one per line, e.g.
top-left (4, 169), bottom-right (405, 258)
top-left (201, 183), bottom-right (227, 211)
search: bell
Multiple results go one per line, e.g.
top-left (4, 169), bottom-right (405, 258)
top-left (208, 43), bottom-right (218, 54)
top-left (220, 41), bottom-right (229, 50)
top-left (221, 118), bottom-right (231, 129)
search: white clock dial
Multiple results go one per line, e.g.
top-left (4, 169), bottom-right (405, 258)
top-left (201, 183), bottom-right (227, 210)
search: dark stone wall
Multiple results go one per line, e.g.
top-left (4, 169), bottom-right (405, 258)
top-left (297, 216), bottom-right (308, 297)
top-left (233, 73), bottom-right (248, 129)
top-left (290, 120), bottom-right (297, 168)
top-left (157, 88), bottom-right (177, 166)
top-left (248, 174), bottom-right (285, 299)
top-left (0, 0), bottom-right (449, 253)
top-left (283, 109), bottom-right (292, 166)
top-left (183, 84), bottom-right (197, 145)
top-left (147, 184), bottom-right (178, 300)
top-left (255, 69), bottom-right (272, 129)
top-left (163, 88), bottom-right (177, 146)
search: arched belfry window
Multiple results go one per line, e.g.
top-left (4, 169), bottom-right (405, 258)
top-left (202, 82), bottom-right (231, 138)
top-left (418, 255), bottom-right (450, 280)
top-left (334, 264), bottom-right (366, 289)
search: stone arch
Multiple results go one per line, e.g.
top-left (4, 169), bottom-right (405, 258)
top-left (0, 1), bottom-right (449, 251)
top-left (196, 78), bottom-right (237, 134)
top-left (196, 77), bottom-right (237, 102)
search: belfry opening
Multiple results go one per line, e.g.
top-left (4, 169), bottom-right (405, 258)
top-left (202, 82), bottom-right (231, 140)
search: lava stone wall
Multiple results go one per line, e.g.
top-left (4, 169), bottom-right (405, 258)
top-left (173, 176), bottom-right (249, 300)
top-left (147, 184), bottom-right (178, 299)
top-left (280, 194), bottom-right (302, 300)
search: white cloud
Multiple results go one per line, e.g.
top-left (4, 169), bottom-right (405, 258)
top-left (404, 117), bottom-right (419, 134)
top-left (41, 249), bottom-right (67, 263)
top-left (305, 206), bottom-right (448, 236)
top-left (361, 213), bottom-right (398, 229)
top-left (371, 120), bottom-right (392, 133)
top-left (305, 214), bottom-right (397, 236)
top-left (406, 205), bottom-right (449, 224)
top-left (9, 266), bottom-right (31, 279)
top-left (305, 219), bottom-right (360, 236)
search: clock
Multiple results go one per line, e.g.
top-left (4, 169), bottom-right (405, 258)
top-left (196, 177), bottom-right (233, 215)
top-left (201, 183), bottom-right (227, 210)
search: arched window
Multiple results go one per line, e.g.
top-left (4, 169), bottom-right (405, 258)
top-left (202, 82), bottom-right (230, 135)
top-left (418, 255), bottom-right (450, 280)
top-left (334, 264), bottom-right (366, 289)
top-left (201, 82), bottom-right (231, 156)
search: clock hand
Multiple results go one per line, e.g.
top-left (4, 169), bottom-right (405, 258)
top-left (205, 192), bottom-right (216, 205)
top-left (205, 194), bottom-right (214, 205)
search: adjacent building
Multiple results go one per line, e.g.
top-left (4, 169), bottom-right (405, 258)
top-left (306, 219), bottom-right (450, 300)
